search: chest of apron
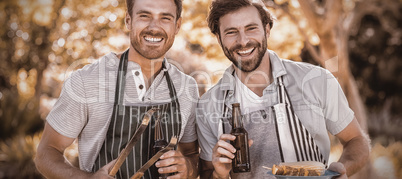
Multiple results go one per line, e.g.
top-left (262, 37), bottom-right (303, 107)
top-left (92, 50), bottom-right (182, 179)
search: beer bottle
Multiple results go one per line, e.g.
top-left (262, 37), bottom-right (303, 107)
top-left (230, 103), bottom-right (251, 173)
top-left (151, 117), bottom-right (169, 179)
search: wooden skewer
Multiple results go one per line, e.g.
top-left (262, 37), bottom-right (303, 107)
top-left (262, 166), bottom-right (272, 170)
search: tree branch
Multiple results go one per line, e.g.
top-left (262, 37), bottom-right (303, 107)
top-left (298, 0), bottom-right (322, 32)
top-left (267, 1), bottom-right (324, 64)
top-left (322, 0), bottom-right (342, 33)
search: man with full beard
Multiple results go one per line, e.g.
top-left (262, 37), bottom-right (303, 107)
top-left (196, 0), bottom-right (370, 178)
top-left (35, 0), bottom-right (199, 178)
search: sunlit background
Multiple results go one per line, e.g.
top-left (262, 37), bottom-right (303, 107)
top-left (0, 0), bottom-right (401, 178)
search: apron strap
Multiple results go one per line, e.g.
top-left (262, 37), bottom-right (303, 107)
top-left (219, 90), bottom-right (230, 137)
top-left (162, 59), bottom-right (182, 138)
top-left (114, 49), bottom-right (129, 106)
top-left (162, 59), bottom-right (177, 100)
top-left (220, 70), bottom-right (236, 136)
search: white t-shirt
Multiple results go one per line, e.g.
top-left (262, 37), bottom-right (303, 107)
top-left (234, 73), bottom-right (267, 115)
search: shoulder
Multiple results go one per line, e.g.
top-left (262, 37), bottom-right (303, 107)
top-left (281, 58), bottom-right (332, 86)
top-left (165, 60), bottom-right (199, 102)
top-left (166, 60), bottom-right (198, 92)
top-left (76, 53), bottom-right (119, 78)
top-left (197, 78), bottom-right (226, 112)
top-left (282, 59), bottom-right (327, 76)
top-left (199, 78), bottom-right (223, 102)
top-left (61, 53), bottom-right (118, 97)
top-left (167, 61), bottom-right (197, 85)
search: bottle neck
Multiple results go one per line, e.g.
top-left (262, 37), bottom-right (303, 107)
top-left (232, 106), bottom-right (243, 129)
top-left (155, 118), bottom-right (164, 140)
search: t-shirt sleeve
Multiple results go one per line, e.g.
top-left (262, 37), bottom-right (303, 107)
top-left (323, 70), bottom-right (354, 135)
top-left (46, 70), bottom-right (88, 139)
top-left (196, 102), bottom-right (218, 161)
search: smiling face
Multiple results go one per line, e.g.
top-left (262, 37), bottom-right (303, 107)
top-left (218, 6), bottom-right (269, 72)
top-left (126, 0), bottom-right (181, 60)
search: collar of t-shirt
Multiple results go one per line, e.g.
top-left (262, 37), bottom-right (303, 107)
top-left (234, 73), bottom-right (266, 115)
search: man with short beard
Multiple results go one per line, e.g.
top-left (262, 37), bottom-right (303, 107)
top-left (196, 0), bottom-right (369, 178)
top-left (35, 0), bottom-right (199, 178)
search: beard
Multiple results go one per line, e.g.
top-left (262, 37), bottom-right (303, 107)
top-left (130, 29), bottom-right (172, 60)
top-left (220, 34), bottom-right (267, 73)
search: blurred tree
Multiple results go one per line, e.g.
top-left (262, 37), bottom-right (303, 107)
top-left (0, 0), bottom-right (129, 141)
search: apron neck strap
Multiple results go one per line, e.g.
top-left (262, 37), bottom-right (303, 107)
top-left (162, 59), bottom-right (178, 101)
top-left (114, 49), bottom-right (129, 106)
top-left (277, 76), bottom-right (297, 109)
top-left (277, 76), bottom-right (286, 104)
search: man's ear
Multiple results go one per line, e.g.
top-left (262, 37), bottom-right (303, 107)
top-left (125, 12), bottom-right (131, 30)
top-left (175, 17), bottom-right (182, 35)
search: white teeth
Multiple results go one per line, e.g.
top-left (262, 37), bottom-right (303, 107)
top-left (238, 48), bottom-right (254, 55)
top-left (144, 36), bottom-right (162, 42)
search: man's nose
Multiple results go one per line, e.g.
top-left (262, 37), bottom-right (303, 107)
top-left (148, 18), bottom-right (161, 29)
top-left (237, 32), bottom-right (250, 47)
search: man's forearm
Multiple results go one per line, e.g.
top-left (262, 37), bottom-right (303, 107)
top-left (35, 147), bottom-right (91, 179)
top-left (338, 134), bottom-right (370, 176)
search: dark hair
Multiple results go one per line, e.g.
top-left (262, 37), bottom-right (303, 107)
top-left (207, 0), bottom-right (274, 35)
top-left (126, 0), bottom-right (182, 20)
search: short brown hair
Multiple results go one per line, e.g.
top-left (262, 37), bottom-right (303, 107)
top-left (126, 0), bottom-right (182, 20)
top-left (207, 0), bottom-right (274, 35)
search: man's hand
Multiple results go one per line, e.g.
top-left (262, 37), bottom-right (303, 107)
top-left (155, 150), bottom-right (191, 178)
top-left (90, 160), bottom-right (116, 179)
top-left (211, 134), bottom-right (253, 179)
top-left (328, 162), bottom-right (347, 179)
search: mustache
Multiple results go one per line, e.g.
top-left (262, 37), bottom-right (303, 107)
top-left (229, 41), bottom-right (260, 52)
top-left (141, 30), bottom-right (167, 39)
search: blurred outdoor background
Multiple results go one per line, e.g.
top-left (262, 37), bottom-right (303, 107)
top-left (0, 0), bottom-right (401, 178)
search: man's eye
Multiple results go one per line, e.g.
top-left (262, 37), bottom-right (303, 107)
top-left (226, 31), bottom-right (236, 35)
top-left (162, 17), bottom-right (172, 21)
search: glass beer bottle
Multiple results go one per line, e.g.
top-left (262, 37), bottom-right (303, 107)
top-left (230, 103), bottom-right (251, 173)
top-left (150, 118), bottom-right (169, 179)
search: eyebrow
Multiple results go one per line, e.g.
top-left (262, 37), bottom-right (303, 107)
top-left (136, 10), bottom-right (151, 15)
top-left (136, 10), bottom-right (175, 19)
top-left (223, 23), bottom-right (260, 33)
top-left (161, 13), bottom-right (175, 19)
top-left (245, 23), bottom-right (259, 28)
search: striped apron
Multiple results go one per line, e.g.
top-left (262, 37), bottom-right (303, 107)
top-left (273, 76), bottom-right (326, 165)
top-left (220, 75), bottom-right (326, 168)
top-left (92, 50), bottom-right (182, 179)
